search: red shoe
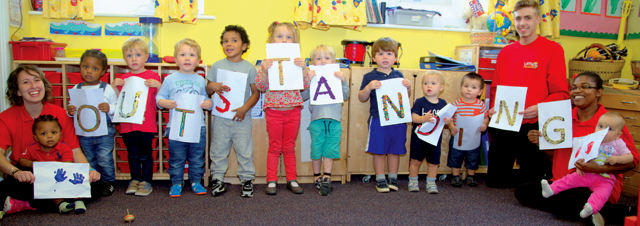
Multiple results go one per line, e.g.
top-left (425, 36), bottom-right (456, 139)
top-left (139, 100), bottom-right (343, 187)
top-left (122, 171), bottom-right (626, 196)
top-left (3, 197), bottom-right (36, 214)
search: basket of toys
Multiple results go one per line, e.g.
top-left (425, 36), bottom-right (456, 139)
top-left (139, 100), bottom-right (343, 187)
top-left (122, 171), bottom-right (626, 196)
top-left (470, 32), bottom-right (495, 44)
top-left (569, 43), bottom-right (625, 83)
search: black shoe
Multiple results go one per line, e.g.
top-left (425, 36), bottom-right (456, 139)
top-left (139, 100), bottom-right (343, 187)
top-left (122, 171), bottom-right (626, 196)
top-left (388, 178), bottom-right (399, 191)
top-left (319, 177), bottom-right (333, 196)
top-left (376, 180), bottom-right (390, 193)
top-left (101, 181), bottom-right (114, 197)
top-left (210, 179), bottom-right (227, 196)
top-left (451, 177), bottom-right (462, 188)
top-left (241, 180), bottom-right (254, 198)
top-left (466, 176), bottom-right (478, 187)
top-left (314, 177), bottom-right (322, 190)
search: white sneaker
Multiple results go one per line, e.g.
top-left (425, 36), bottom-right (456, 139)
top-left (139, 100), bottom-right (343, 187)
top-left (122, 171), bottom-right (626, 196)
top-left (426, 182), bottom-right (438, 194)
top-left (408, 180), bottom-right (419, 192)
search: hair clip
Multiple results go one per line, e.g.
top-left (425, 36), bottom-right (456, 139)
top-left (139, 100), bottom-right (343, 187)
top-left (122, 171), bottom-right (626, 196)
top-left (275, 21), bottom-right (279, 25)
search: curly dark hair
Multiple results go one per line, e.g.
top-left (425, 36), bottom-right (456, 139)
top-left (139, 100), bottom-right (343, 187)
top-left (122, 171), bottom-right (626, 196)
top-left (6, 65), bottom-right (53, 106)
top-left (80, 49), bottom-right (108, 71)
top-left (220, 25), bottom-right (251, 53)
top-left (32, 114), bottom-right (61, 135)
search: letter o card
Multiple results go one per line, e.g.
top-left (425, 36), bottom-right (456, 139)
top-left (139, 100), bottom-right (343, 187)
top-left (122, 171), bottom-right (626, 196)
top-left (538, 99), bottom-right (573, 150)
top-left (68, 89), bottom-right (108, 136)
top-left (309, 64), bottom-right (343, 105)
top-left (488, 85), bottom-right (526, 132)
top-left (376, 78), bottom-right (412, 126)
top-left (212, 69), bottom-right (248, 119)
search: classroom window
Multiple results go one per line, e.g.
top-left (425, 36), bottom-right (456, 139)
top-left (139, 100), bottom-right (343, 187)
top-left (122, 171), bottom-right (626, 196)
top-left (94, 0), bottom-right (205, 16)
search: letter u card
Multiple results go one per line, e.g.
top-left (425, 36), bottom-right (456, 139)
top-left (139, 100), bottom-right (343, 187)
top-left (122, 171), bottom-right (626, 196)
top-left (68, 89), bottom-right (108, 136)
top-left (488, 85), bottom-right (527, 132)
top-left (113, 76), bottom-right (149, 124)
top-left (309, 64), bottom-right (343, 105)
top-left (538, 99), bottom-right (573, 150)
top-left (169, 93), bottom-right (205, 143)
top-left (376, 78), bottom-right (412, 126)
top-left (212, 69), bottom-right (248, 119)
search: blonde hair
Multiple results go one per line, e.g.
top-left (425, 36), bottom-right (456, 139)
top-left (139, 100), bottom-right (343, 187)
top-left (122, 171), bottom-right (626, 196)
top-left (371, 37), bottom-right (399, 57)
top-left (602, 112), bottom-right (625, 132)
top-left (122, 37), bottom-right (149, 55)
top-left (423, 70), bottom-right (445, 84)
top-left (310, 44), bottom-right (335, 61)
top-left (267, 21), bottom-right (300, 43)
top-left (174, 38), bottom-right (202, 60)
top-left (514, 0), bottom-right (540, 16)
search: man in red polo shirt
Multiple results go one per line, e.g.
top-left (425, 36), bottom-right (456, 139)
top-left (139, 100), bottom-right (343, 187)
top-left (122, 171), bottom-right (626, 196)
top-left (486, 0), bottom-right (569, 188)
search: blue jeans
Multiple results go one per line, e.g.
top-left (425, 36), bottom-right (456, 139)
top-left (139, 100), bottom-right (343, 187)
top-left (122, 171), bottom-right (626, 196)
top-left (79, 123), bottom-right (116, 182)
top-left (122, 131), bottom-right (155, 183)
top-left (166, 126), bottom-right (206, 185)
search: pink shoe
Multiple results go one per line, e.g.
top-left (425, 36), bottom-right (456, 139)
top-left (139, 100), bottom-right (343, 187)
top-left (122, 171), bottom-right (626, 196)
top-left (3, 197), bottom-right (36, 214)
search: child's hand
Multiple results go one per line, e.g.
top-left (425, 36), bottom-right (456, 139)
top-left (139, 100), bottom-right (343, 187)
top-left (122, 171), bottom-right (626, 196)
top-left (294, 57), bottom-right (307, 69)
top-left (159, 99), bottom-right (177, 109)
top-left (479, 124), bottom-right (488, 132)
top-left (201, 100), bottom-right (213, 110)
top-left (402, 79), bottom-right (411, 88)
top-left (527, 130), bottom-right (541, 145)
top-left (307, 70), bottom-right (317, 81)
top-left (112, 78), bottom-right (124, 87)
top-left (488, 106), bottom-right (496, 118)
top-left (449, 124), bottom-right (459, 136)
top-left (367, 80), bottom-right (382, 91)
top-left (209, 82), bottom-right (230, 96)
top-left (606, 156), bottom-right (619, 165)
top-left (231, 106), bottom-right (248, 122)
top-left (144, 79), bottom-right (161, 88)
top-left (67, 105), bottom-right (77, 116)
top-left (261, 59), bottom-right (273, 72)
top-left (576, 168), bottom-right (584, 176)
top-left (423, 110), bottom-right (434, 123)
top-left (335, 71), bottom-right (345, 82)
top-left (443, 117), bottom-right (452, 125)
top-left (98, 103), bottom-right (110, 113)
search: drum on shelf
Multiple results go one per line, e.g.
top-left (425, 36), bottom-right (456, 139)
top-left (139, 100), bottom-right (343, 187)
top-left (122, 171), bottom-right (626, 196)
top-left (341, 40), bottom-right (373, 67)
top-left (369, 42), bottom-right (403, 68)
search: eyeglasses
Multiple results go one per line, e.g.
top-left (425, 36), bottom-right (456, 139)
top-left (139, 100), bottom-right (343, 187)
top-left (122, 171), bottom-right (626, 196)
top-left (570, 85), bottom-right (598, 91)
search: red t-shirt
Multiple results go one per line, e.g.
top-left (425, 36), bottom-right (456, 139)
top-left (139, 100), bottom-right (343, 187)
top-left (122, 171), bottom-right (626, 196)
top-left (117, 70), bottom-right (160, 134)
top-left (490, 36), bottom-right (570, 124)
top-left (0, 102), bottom-right (80, 164)
top-left (552, 105), bottom-right (640, 203)
top-left (20, 142), bottom-right (74, 162)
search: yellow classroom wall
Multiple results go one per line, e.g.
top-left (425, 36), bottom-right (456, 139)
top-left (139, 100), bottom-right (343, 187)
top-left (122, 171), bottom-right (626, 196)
top-left (8, 0), bottom-right (31, 41)
top-left (14, 0), bottom-right (640, 79)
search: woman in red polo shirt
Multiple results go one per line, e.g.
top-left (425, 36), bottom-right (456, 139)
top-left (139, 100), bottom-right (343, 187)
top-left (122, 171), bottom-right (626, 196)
top-left (517, 72), bottom-right (640, 225)
top-left (0, 66), bottom-right (101, 214)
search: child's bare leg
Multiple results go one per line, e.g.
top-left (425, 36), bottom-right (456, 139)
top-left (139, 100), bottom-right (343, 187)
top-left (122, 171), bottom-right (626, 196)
top-left (427, 163), bottom-right (438, 179)
top-left (468, 169), bottom-right (476, 176)
top-left (373, 154), bottom-right (386, 176)
top-left (409, 159), bottom-right (422, 177)
top-left (322, 158), bottom-right (333, 179)
top-left (387, 154), bottom-right (399, 174)
top-left (452, 168), bottom-right (461, 176)
top-left (312, 158), bottom-right (322, 180)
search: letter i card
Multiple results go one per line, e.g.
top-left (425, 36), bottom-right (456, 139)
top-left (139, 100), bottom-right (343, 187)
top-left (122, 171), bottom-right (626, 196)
top-left (538, 99), bottom-right (573, 149)
top-left (488, 85), bottom-right (526, 132)
top-left (376, 78), bottom-right (412, 126)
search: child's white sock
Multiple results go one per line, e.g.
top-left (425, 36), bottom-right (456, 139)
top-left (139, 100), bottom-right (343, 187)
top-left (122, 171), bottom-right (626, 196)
top-left (580, 203), bottom-right (594, 218)
top-left (541, 180), bottom-right (554, 198)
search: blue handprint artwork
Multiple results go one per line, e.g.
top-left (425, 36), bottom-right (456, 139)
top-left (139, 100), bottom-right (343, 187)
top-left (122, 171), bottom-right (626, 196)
top-left (69, 173), bottom-right (85, 185)
top-left (54, 168), bottom-right (67, 183)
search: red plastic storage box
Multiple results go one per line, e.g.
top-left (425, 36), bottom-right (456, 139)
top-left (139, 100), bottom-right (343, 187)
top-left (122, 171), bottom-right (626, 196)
top-left (9, 41), bottom-right (67, 61)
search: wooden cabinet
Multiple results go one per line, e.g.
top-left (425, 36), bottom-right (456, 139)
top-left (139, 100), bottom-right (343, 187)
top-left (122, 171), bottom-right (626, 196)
top-left (601, 88), bottom-right (640, 197)
top-left (454, 44), bottom-right (506, 83)
top-left (11, 60), bottom-right (211, 184)
top-left (346, 67), bottom-right (476, 181)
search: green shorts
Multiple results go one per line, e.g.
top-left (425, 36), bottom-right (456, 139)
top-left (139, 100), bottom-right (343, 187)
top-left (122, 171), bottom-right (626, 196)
top-left (309, 119), bottom-right (342, 160)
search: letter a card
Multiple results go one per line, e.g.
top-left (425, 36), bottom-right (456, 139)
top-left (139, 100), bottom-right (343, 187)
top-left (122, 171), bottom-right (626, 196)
top-left (68, 89), bottom-right (108, 136)
top-left (538, 99), bottom-right (572, 150)
top-left (309, 64), bottom-right (343, 105)
top-left (376, 78), bottom-right (412, 126)
top-left (169, 93), bottom-right (205, 143)
top-left (266, 43), bottom-right (303, 91)
top-left (489, 85), bottom-right (526, 132)
top-left (212, 69), bottom-right (248, 119)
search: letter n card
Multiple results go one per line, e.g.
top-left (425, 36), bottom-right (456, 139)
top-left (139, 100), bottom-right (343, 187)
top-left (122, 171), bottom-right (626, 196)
top-left (376, 78), bottom-right (412, 126)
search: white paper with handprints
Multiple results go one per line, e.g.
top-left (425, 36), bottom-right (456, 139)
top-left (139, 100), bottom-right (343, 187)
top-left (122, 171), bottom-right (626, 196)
top-left (68, 89), bottom-right (108, 136)
top-left (538, 99), bottom-right (573, 150)
top-left (489, 85), bottom-right (527, 132)
top-left (568, 128), bottom-right (607, 169)
top-left (453, 114), bottom-right (484, 150)
top-left (376, 78), bottom-right (412, 126)
top-left (415, 104), bottom-right (457, 145)
top-left (33, 162), bottom-right (91, 199)
top-left (212, 69), bottom-right (248, 119)
top-left (309, 64), bottom-right (343, 105)
top-left (113, 76), bottom-right (149, 124)
top-left (266, 43), bottom-right (303, 91)
top-left (169, 93), bottom-right (205, 143)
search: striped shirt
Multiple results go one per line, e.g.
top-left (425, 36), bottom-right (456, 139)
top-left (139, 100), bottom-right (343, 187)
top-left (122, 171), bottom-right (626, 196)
top-left (452, 98), bottom-right (488, 125)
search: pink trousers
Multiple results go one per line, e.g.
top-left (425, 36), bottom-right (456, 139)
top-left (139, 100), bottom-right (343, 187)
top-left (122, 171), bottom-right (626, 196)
top-left (550, 172), bottom-right (615, 213)
top-left (265, 107), bottom-right (301, 182)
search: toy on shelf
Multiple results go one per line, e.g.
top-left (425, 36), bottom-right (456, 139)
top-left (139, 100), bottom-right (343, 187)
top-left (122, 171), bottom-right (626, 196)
top-left (463, 0), bottom-right (489, 30)
top-left (486, 0), bottom-right (513, 41)
top-left (139, 17), bottom-right (163, 63)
